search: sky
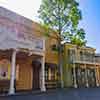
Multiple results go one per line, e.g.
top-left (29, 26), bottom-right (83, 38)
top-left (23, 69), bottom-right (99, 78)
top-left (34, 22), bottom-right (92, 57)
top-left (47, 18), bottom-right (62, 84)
top-left (78, 0), bottom-right (100, 53)
top-left (0, 0), bottom-right (100, 52)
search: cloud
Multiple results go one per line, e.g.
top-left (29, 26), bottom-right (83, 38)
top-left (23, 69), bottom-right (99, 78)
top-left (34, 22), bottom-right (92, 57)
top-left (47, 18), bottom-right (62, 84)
top-left (0, 0), bottom-right (42, 21)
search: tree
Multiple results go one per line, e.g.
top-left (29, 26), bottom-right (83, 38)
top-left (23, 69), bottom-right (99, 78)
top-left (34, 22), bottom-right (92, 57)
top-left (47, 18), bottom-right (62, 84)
top-left (38, 0), bottom-right (86, 88)
top-left (70, 28), bottom-right (87, 46)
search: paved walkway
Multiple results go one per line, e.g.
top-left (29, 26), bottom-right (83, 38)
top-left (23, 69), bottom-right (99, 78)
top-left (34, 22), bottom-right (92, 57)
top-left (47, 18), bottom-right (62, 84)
top-left (0, 88), bottom-right (100, 100)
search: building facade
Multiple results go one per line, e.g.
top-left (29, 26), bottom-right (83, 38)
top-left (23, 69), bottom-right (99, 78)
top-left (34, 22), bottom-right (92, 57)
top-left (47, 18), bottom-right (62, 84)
top-left (63, 43), bottom-right (100, 88)
top-left (1, 7), bottom-right (100, 95)
top-left (95, 54), bottom-right (100, 85)
top-left (0, 7), bottom-right (59, 94)
top-left (0, 7), bottom-right (46, 94)
top-left (32, 22), bottom-right (60, 89)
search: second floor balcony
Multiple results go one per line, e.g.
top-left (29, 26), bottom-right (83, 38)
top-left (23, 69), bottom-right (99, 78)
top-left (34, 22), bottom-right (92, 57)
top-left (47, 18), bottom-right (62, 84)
top-left (68, 49), bottom-right (97, 64)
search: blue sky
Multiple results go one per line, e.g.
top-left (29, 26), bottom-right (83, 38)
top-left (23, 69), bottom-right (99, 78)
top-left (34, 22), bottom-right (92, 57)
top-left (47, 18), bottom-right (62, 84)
top-left (78, 0), bottom-right (100, 52)
top-left (0, 0), bottom-right (100, 52)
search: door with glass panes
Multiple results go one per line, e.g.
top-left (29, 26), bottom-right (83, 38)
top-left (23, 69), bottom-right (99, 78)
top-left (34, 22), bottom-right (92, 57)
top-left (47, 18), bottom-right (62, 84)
top-left (76, 67), bottom-right (86, 87)
top-left (87, 68), bottom-right (96, 87)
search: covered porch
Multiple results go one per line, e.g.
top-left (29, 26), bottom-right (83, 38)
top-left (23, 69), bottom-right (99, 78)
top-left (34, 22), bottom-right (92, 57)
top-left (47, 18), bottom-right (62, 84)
top-left (72, 61), bottom-right (100, 88)
top-left (0, 49), bottom-right (46, 93)
top-left (0, 27), bottom-right (46, 94)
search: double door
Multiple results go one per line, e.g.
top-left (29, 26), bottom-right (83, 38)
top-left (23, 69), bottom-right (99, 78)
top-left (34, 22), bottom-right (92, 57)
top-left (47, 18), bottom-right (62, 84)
top-left (76, 67), bottom-right (86, 87)
top-left (76, 67), bottom-right (96, 87)
top-left (87, 68), bottom-right (96, 87)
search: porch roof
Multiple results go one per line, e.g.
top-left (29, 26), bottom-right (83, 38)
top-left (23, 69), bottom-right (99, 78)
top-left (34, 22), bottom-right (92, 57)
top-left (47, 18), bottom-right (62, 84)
top-left (73, 60), bottom-right (100, 66)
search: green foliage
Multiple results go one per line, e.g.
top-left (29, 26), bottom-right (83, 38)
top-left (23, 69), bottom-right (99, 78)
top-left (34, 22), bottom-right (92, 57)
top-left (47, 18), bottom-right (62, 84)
top-left (70, 28), bottom-right (87, 46)
top-left (38, 0), bottom-right (86, 46)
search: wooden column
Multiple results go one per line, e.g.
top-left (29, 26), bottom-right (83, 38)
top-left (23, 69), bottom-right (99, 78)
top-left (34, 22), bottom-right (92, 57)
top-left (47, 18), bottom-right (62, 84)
top-left (40, 56), bottom-right (46, 91)
top-left (73, 64), bottom-right (77, 88)
top-left (9, 50), bottom-right (16, 94)
top-left (95, 65), bottom-right (99, 87)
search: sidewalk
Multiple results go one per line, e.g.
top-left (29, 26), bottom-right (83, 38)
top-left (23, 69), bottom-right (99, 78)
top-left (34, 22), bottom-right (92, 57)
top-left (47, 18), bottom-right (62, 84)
top-left (0, 88), bottom-right (59, 97)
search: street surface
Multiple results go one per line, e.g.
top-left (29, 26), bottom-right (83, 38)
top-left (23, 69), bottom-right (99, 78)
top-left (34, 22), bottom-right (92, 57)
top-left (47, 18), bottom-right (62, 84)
top-left (0, 88), bottom-right (100, 100)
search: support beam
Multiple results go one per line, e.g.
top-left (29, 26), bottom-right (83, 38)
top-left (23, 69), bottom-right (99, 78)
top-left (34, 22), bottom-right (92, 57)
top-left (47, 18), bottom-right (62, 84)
top-left (60, 62), bottom-right (64, 88)
top-left (95, 65), bottom-right (99, 87)
top-left (73, 64), bottom-right (77, 88)
top-left (9, 50), bottom-right (16, 95)
top-left (40, 56), bottom-right (46, 91)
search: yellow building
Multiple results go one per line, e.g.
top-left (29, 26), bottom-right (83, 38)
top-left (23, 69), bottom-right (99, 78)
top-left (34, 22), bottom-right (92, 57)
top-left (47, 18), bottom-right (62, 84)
top-left (32, 22), bottom-right (60, 89)
top-left (63, 43), bottom-right (100, 88)
top-left (1, 7), bottom-right (100, 95)
top-left (95, 54), bottom-right (100, 85)
top-left (0, 7), bottom-right (59, 94)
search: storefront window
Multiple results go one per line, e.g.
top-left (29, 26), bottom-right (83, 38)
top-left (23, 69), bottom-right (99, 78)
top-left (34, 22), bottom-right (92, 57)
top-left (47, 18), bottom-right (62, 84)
top-left (0, 59), bottom-right (10, 79)
top-left (0, 67), bottom-right (8, 78)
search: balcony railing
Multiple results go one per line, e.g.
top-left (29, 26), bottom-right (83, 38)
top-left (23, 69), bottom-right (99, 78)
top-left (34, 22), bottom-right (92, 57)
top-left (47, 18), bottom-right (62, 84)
top-left (68, 50), bottom-right (97, 64)
top-left (80, 56), bottom-right (94, 62)
top-left (0, 24), bottom-right (45, 52)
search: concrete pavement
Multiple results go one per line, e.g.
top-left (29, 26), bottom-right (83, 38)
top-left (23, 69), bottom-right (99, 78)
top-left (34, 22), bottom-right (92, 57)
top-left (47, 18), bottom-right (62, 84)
top-left (0, 88), bottom-right (100, 100)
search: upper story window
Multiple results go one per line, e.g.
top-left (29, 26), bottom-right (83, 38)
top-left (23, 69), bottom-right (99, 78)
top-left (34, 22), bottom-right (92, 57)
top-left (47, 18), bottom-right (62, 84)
top-left (50, 38), bottom-right (58, 52)
top-left (80, 51), bottom-right (95, 62)
top-left (51, 44), bottom-right (58, 51)
top-left (68, 48), bottom-right (76, 63)
top-left (0, 59), bottom-right (10, 80)
top-left (80, 51), bottom-right (84, 61)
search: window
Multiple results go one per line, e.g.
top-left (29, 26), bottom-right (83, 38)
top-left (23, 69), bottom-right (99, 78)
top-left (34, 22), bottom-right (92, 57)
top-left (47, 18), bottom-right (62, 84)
top-left (51, 44), bottom-right (58, 51)
top-left (45, 69), bottom-right (48, 81)
top-left (80, 51), bottom-right (84, 61)
top-left (0, 59), bottom-right (10, 79)
top-left (45, 63), bottom-right (57, 81)
top-left (51, 69), bottom-right (55, 80)
top-left (68, 48), bottom-right (76, 63)
top-left (0, 66), bottom-right (8, 78)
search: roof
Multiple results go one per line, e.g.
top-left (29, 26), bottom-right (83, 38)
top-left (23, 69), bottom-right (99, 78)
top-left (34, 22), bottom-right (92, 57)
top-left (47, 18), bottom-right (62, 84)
top-left (0, 6), bottom-right (33, 28)
top-left (64, 42), bottom-right (96, 51)
top-left (0, 7), bottom-right (60, 40)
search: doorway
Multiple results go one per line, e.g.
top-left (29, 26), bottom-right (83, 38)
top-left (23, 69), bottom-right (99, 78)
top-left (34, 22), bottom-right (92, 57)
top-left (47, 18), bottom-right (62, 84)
top-left (32, 60), bottom-right (41, 90)
top-left (87, 68), bottom-right (96, 87)
top-left (76, 67), bottom-right (86, 87)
